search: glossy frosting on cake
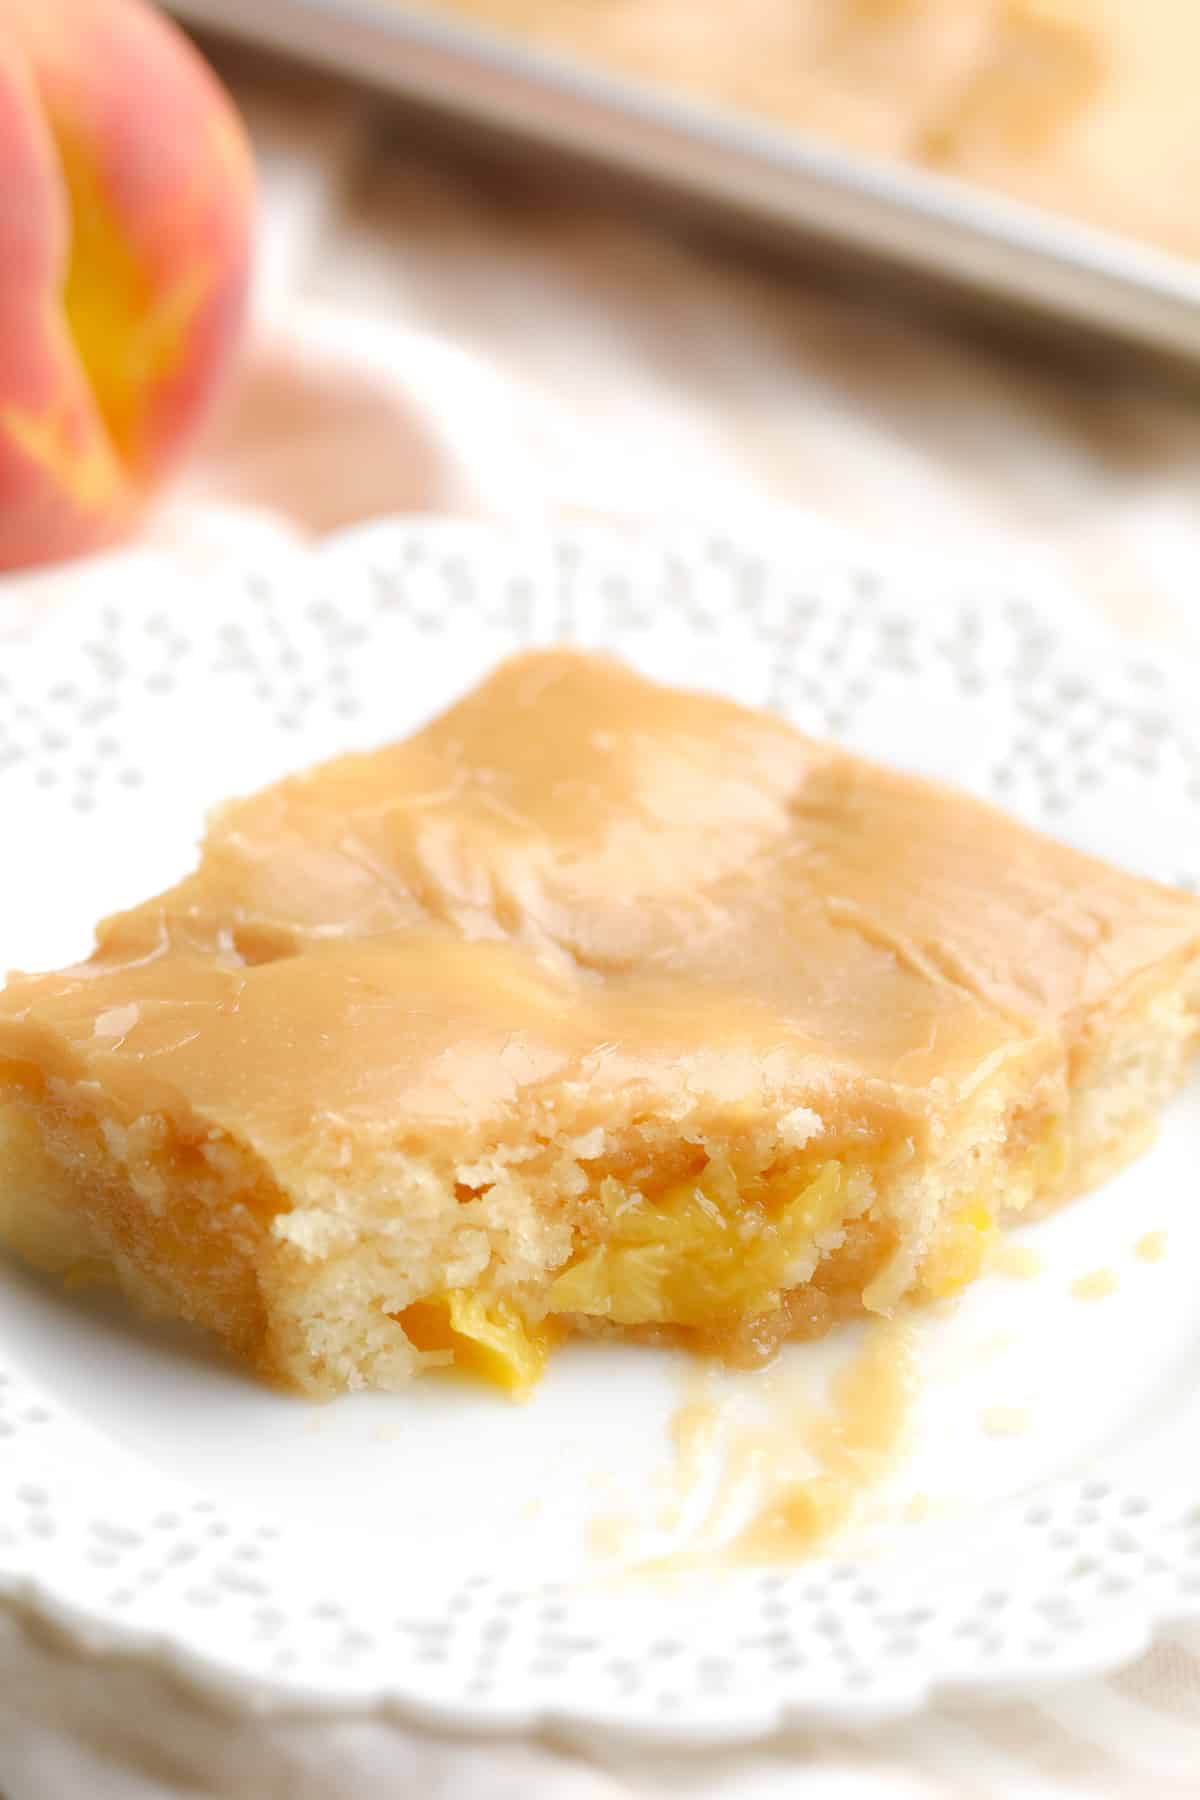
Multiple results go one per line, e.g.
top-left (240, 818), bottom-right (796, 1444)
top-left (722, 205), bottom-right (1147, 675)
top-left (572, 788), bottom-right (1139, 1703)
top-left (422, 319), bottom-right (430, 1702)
top-left (9, 649), bottom-right (1191, 1137)
top-left (1, 651), bottom-right (1197, 1395)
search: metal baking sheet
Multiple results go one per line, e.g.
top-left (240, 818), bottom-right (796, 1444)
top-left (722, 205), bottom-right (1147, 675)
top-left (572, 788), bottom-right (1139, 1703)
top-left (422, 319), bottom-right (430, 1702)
top-left (170, 0), bottom-right (1200, 363)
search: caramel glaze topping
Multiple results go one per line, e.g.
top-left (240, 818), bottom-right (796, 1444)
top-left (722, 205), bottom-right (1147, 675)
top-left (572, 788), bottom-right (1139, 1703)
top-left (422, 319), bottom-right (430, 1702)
top-left (2, 651), bottom-right (1198, 1174)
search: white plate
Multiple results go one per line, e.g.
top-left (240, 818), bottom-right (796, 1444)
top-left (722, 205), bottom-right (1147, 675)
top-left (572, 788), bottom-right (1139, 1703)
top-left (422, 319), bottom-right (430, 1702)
top-left (1, 517), bottom-right (1199, 1745)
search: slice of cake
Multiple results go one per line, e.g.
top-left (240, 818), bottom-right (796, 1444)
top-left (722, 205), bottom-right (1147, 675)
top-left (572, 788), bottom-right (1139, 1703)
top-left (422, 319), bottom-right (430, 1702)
top-left (1, 650), bottom-right (1197, 1396)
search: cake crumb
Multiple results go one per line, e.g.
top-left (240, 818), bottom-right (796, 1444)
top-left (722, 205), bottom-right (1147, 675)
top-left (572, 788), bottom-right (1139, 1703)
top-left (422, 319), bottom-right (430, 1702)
top-left (1135, 1230), bottom-right (1169, 1263)
top-left (990, 1241), bottom-right (1042, 1279)
top-left (1072, 1268), bottom-right (1118, 1301)
top-left (982, 1404), bottom-right (1029, 1437)
top-left (590, 1513), bottom-right (637, 1557)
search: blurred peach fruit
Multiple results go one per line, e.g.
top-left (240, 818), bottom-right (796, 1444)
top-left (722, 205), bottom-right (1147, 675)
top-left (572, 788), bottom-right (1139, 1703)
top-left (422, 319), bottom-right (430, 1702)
top-left (0, 0), bottom-right (253, 571)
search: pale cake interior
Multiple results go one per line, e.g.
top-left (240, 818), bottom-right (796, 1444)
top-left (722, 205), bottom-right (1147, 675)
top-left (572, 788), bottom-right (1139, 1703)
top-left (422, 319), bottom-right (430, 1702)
top-left (0, 959), bottom-right (1195, 1397)
top-left (1, 650), bottom-right (1198, 1397)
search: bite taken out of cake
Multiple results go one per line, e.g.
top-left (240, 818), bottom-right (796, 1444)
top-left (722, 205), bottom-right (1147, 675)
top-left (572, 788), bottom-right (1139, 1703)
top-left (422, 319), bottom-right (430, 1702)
top-left (1, 650), bottom-right (1197, 1396)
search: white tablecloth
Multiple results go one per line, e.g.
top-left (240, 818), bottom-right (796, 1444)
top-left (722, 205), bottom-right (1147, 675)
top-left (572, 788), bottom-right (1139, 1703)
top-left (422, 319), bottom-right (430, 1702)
top-left (4, 41), bottom-right (1200, 1799)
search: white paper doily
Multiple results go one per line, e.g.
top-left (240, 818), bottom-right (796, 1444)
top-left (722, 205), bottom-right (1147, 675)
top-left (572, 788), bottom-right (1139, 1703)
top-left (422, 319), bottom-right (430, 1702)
top-left (1, 517), bottom-right (1199, 1745)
